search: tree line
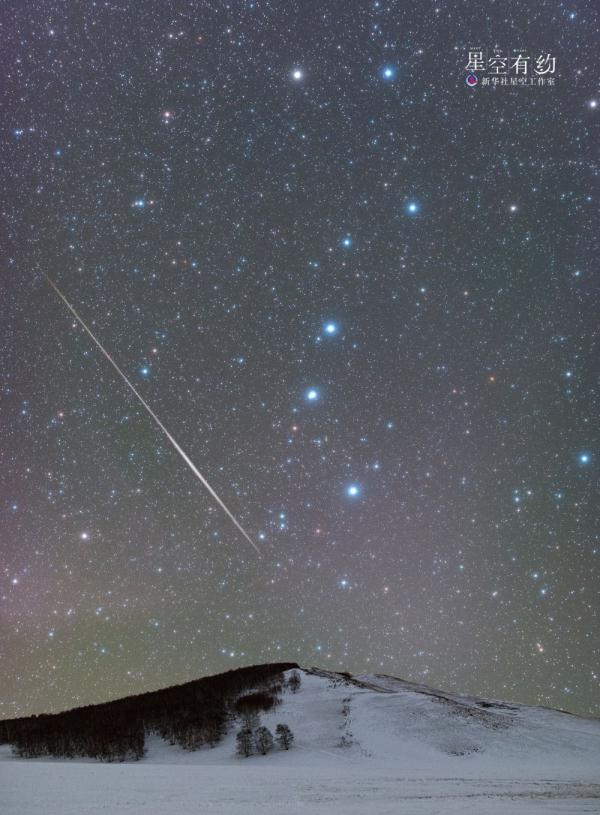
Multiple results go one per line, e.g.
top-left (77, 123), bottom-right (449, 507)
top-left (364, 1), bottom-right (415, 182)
top-left (0, 662), bottom-right (299, 761)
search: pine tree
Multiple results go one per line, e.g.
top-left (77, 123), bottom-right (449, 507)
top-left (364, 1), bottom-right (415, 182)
top-left (255, 726), bottom-right (274, 755)
top-left (275, 723), bottom-right (294, 750)
top-left (236, 726), bottom-right (254, 757)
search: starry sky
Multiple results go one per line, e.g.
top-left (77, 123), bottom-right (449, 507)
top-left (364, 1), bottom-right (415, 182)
top-left (1, 0), bottom-right (598, 718)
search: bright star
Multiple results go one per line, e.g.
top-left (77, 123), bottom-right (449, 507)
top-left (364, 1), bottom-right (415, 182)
top-left (80, 532), bottom-right (89, 540)
top-left (306, 388), bottom-right (319, 401)
top-left (324, 322), bottom-right (338, 335)
top-left (405, 201), bottom-right (420, 215)
top-left (292, 68), bottom-right (304, 81)
top-left (381, 65), bottom-right (397, 81)
top-left (346, 484), bottom-right (360, 497)
top-left (578, 452), bottom-right (591, 465)
top-left (140, 366), bottom-right (150, 376)
top-left (341, 236), bottom-right (352, 248)
top-left (588, 99), bottom-right (598, 109)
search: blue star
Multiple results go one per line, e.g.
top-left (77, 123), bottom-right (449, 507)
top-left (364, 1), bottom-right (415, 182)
top-left (133, 199), bottom-right (145, 208)
top-left (305, 388), bottom-right (319, 402)
top-left (381, 65), bottom-right (398, 81)
top-left (405, 200), bottom-right (420, 215)
top-left (341, 236), bottom-right (353, 248)
top-left (578, 452), bottom-right (591, 465)
top-left (140, 366), bottom-right (150, 377)
top-left (346, 484), bottom-right (361, 498)
top-left (324, 321), bottom-right (338, 336)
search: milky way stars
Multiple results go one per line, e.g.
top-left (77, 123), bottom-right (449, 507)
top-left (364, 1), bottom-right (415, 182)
top-left (1, 1), bottom-right (598, 718)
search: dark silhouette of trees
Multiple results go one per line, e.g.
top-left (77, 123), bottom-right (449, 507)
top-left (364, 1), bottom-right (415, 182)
top-left (255, 726), bottom-right (274, 755)
top-left (275, 723), bottom-right (294, 749)
top-left (235, 691), bottom-right (277, 716)
top-left (1, 662), bottom-right (298, 761)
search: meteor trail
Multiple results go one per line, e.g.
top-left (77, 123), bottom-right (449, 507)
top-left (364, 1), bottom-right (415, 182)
top-left (45, 275), bottom-right (260, 556)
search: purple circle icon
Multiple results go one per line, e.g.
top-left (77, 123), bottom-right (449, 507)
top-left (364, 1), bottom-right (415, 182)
top-left (466, 73), bottom-right (478, 87)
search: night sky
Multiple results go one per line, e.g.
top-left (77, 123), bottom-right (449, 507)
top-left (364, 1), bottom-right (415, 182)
top-left (2, 1), bottom-right (598, 719)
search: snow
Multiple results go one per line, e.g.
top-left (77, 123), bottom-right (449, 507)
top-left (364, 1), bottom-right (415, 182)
top-left (2, 668), bottom-right (599, 814)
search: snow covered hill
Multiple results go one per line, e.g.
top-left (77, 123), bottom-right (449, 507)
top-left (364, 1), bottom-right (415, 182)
top-left (134, 666), bottom-right (600, 774)
top-left (2, 666), bottom-right (599, 814)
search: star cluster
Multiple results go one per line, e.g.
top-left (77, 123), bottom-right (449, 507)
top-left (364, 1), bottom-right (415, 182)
top-left (1, 1), bottom-right (598, 717)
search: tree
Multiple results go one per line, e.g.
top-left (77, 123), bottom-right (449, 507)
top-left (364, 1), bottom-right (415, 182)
top-left (254, 726), bottom-right (274, 755)
top-left (236, 726), bottom-right (254, 758)
top-left (288, 670), bottom-right (301, 694)
top-left (275, 723), bottom-right (294, 750)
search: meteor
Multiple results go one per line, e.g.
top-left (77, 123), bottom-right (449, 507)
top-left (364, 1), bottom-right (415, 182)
top-left (45, 275), bottom-right (260, 556)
